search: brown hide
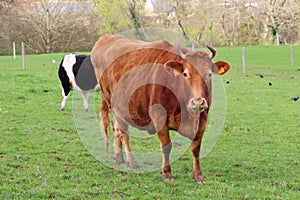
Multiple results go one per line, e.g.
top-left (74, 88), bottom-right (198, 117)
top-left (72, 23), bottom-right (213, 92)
top-left (111, 63), bottom-right (192, 136)
top-left (91, 34), bottom-right (230, 183)
top-left (92, 35), bottom-right (208, 137)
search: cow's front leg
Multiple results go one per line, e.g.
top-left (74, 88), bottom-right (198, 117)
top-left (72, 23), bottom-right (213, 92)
top-left (157, 125), bottom-right (173, 180)
top-left (191, 137), bottom-right (205, 184)
top-left (191, 111), bottom-right (208, 184)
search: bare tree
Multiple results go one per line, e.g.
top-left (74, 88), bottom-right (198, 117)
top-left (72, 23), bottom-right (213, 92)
top-left (276, 0), bottom-right (300, 44)
top-left (219, 0), bottom-right (244, 46)
top-left (0, 0), bottom-right (14, 9)
top-left (126, 0), bottom-right (146, 40)
top-left (193, 1), bottom-right (209, 43)
top-left (93, 0), bottom-right (132, 34)
top-left (2, 0), bottom-right (300, 55)
top-left (260, 0), bottom-right (288, 45)
top-left (9, 0), bottom-right (98, 53)
top-left (0, 0), bottom-right (16, 54)
top-left (94, 0), bottom-right (148, 39)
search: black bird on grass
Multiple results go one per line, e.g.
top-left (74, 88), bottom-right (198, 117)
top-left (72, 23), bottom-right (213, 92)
top-left (256, 74), bottom-right (264, 78)
top-left (291, 96), bottom-right (299, 101)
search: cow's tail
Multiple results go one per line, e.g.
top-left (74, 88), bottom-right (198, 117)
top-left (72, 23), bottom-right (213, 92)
top-left (105, 124), bottom-right (110, 154)
top-left (100, 101), bottom-right (110, 154)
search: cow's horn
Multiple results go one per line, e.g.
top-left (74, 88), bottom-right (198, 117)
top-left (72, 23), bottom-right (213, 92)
top-left (206, 44), bottom-right (216, 59)
top-left (176, 39), bottom-right (186, 59)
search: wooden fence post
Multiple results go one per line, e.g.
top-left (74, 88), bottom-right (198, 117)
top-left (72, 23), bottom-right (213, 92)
top-left (22, 42), bottom-right (26, 70)
top-left (13, 42), bottom-right (16, 60)
top-left (290, 44), bottom-right (294, 67)
top-left (242, 46), bottom-right (246, 74)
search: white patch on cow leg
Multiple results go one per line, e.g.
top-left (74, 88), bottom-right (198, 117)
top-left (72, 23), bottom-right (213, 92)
top-left (60, 88), bottom-right (69, 111)
top-left (82, 92), bottom-right (89, 112)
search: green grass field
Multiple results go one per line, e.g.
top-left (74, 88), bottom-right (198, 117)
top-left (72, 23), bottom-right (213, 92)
top-left (1, 46), bottom-right (299, 199)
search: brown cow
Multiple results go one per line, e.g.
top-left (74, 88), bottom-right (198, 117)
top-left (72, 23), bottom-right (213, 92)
top-left (91, 34), bottom-right (230, 184)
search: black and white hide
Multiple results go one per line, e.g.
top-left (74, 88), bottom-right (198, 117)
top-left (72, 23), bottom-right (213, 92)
top-left (58, 54), bottom-right (99, 111)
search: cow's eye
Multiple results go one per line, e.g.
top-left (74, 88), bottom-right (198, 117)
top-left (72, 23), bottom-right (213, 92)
top-left (183, 72), bottom-right (188, 77)
top-left (206, 73), bottom-right (213, 78)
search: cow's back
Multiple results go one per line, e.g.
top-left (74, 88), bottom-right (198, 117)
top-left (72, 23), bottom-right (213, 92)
top-left (91, 34), bottom-right (174, 78)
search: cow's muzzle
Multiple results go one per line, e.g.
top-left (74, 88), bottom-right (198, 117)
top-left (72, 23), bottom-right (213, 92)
top-left (188, 98), bottom-right (208, 112)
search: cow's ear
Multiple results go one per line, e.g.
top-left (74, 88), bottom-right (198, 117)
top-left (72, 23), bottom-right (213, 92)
top-left (164, 60), bottom-right (184, 76)
top-left (215, 61), bottom-right (230, 75)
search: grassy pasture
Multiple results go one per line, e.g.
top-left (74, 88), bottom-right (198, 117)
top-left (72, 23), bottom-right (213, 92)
top-left (0, 46), bottom-right (299, 199)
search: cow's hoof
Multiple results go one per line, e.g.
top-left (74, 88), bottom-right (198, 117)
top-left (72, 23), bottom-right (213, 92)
top-left (162, 173), bottom-right (173, 180)
top-left (194, 176), bottom-right (206, 185)
top-left (59, 108), bottom-right (64, 111)
top-left (128, 161), bottom-right (139, 169)
top-left (116, 159), bottom-right (125, 165)
top-left (163, 175), bottom-right (174, 184)
top-left (161, 165), bottom-right (173, 180)
top-left (114, 153), bottom-right (125, 165)
top-left (84, 108), bottom-right (89, 112)
top-left (115, 158), bottom-right (125, 165)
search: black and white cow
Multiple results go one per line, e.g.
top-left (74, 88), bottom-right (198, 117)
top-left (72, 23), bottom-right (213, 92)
top-left (58, 54), bottom-right (99, 111)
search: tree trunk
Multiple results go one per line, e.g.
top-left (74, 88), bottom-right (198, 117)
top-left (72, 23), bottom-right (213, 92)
top-left (128, 0), bottom-right (145, 40)
top-left (276, 32), bottom-right (280, 45)
top-left (177, 19), bottom-right (189, 40)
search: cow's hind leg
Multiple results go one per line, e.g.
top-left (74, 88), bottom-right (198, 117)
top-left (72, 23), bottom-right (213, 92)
top-left (112, 118), bottom-right (125, 165)
top-left (81, 92), bottom-right (89, 112)
top-left (113, 118), bottom-right (138, 169)
top-left (60, 88), bottom-right (68, 111)
top-left (157, 125), bottom-right (173, 180)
